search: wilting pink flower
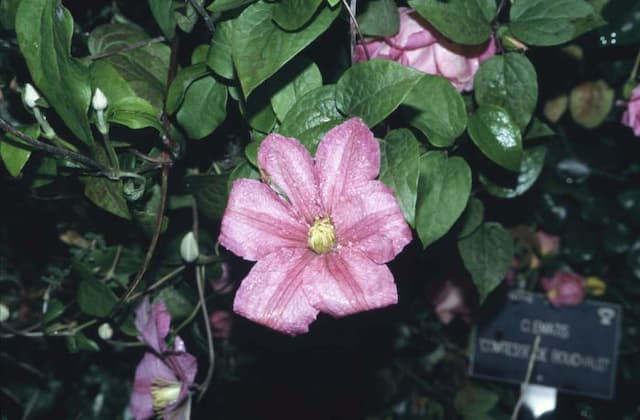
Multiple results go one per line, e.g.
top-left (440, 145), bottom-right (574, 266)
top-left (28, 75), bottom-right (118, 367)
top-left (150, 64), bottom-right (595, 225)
top-left (219, 118), bottom-right (412, 335)
top-left (130, 298), bottom-right (197, 420)
top-left (622, 84), bottom-right (640, 137)
top-left (542, 271), bottom-right (586, 308)
top-left (209, 310), bottom-right (233, 339)
top-left (431, 280), bottom-right (470, 324)
top-left (209, 262), bottom-right (233, 295)
top-left (354, 7), bottom-right (497, 92)
top-left (536, 231), bottom-right (560, 256)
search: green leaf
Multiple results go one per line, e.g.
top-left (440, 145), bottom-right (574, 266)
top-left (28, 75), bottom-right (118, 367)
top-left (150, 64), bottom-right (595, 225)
top-left (42, 299), bottom-right (65, 324)
top-left (479, 145), bottom-right (548, 198)
top-left (148, 0), bottom-right (177, 39)
top-left (408, 0), bottom-right (495, 45)
top-left (228, 159), bottom-right (260, 191)
top-left (67, 332), bottom-right (100, 353)
top-left (509, 0), bottom-right (605, 46)
top-left (458, 222), bottom-right (513, 303)
top-left (474, 53), bottom-right (538, 129)
top-left (107, 97), bottom-right (162, 130)
top-left (1, 124), bottom-right (39, 177)
top-left (16, 0), bottom-right (94, 144)
top-left (91, 61), bottom-right (138, 105)
top-left (133, 184), bottom-right (169, 237)
top-left (336, 60), bottom-right (424, 127)
top-left (468, 104), bottom-right (523, 172)
top-left (82, 147), bottom-right (131, 220)
top-left (358, 0), bottom-right (400, 36)
top-left (166, 64), bottom-right (210, 114)
top-left (184, 173), bottom-right (230, 220)
top-left (279, 85), bottom-right (344, 154)
top-left (157, 287), bottom-right (196, 320)
top-left (232, 1), bottom-right (338, 96)
top-left (457, 197), bottom-right (484, 239)
top-left (176, 76), bottom-right (228, 139)
top-left (207, 19), bottom-right (235, 79)
top-left (88, 24), bottom-right (170, 110)
top-left (77, 278), bottom-right (119, 317)
top-left (403, 75), bottom-right (467, 147)
top-left (415, 152), bottom-right (472, 248)
top-left (380, 129), bottom-right (421, 226)
top-left (273, 0), bottom-right (323, 31)
top-left (271, 59), bottom-right (323, 122)
top-left (240, 86), bottom-right (277, 133)
top-left (0, 0), bottom-right (21, 29)
top-left (207, 0), bottom-right (256, 12)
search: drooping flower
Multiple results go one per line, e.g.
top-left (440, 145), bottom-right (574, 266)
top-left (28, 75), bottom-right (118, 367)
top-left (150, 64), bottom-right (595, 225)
top-left (354, 7), bottom-right (497, 92)
top-left (431, 280), bottom-right (470, 325)
top-left (542, 271), bottom-right (586, 308)
top-left (622, 84), bottom-right (640, 137)
top-left (130, 298), bottom-right (197, 420)
top-left (219, 118), bottom-right (412, 335)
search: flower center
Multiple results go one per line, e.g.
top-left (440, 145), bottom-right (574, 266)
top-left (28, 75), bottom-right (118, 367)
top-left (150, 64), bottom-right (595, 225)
top-left (151, 380), bottom-right (181, 412)
top-left (308, 216), bottom-right (336, 254)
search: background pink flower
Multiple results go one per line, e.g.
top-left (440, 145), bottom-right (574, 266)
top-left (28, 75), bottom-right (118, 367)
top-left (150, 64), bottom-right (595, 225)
top-left (219, 118), bottom-right (412, 335)
top-left (622, 84), bottom-right (640, 137)
top-left (542, 271), bottom-right (586, 308)
top-left (209, 310), bottom-right (233, 339)
top-left (536, 231), bottom-right (560, 256)
top-left (431, 280), bottom-right (470, 324)
top-left (354, 7), bottom-right (497, 92)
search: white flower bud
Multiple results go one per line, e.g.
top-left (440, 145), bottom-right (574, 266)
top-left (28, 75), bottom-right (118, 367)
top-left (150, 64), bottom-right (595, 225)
top-left (92, 88), bottom-right (108, 111)
top-left (98, 322), bottom-right (113, 340)
top-left (23, 83), bottom-right (40, 108)
top-left (0, 303), bottom-right (10, 322)
top-left (180, 231), bottom-right (199, 263)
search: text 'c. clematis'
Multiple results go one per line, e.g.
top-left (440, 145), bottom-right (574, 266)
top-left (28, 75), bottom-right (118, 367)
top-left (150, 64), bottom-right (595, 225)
top-left (219, 118), bottom-right (412, 335)
top-left (129, 298), bottom-right (197, 420)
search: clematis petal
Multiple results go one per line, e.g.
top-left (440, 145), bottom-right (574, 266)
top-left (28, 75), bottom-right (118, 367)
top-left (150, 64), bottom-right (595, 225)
top-left (219, 179), bottom-right (308, 261)
top-left (315, 118), bottom-right (380, 213)
top-left (233, 248), bottom-right (319, 335)
top-left (403, 47), bottom-right (437, 75)
top-left (302, 248), bottom-right (398, 317)
top-left (130, 352), bottom-right (178, 420)
top-left (387, 8), bottom-right (436, 49)
top-left (433, 44), bottom-right (476, 92)
top-left (135, 298), bottom-right (171, 353)
top-left (333, 181), bottom-right (411, 263)
top-left (257, 134), bottom-right (322, 223)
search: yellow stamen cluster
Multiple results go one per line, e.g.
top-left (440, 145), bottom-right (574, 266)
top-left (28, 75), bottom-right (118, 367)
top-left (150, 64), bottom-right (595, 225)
top-left (151, 380), bottom-right (181, 412)
top-left (308, 216), bottom-right (336, 254)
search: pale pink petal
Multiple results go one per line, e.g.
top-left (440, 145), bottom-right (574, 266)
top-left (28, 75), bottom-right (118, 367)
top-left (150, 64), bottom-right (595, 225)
top-left (477, 36), bottom-right (498, 62)
top-left (135, 298), bottom-right (171, 354)
top-left (130, 352), bottom-right (178, 420)
top-left (315, 118), bottom-right (380, 213)
top-left (233, 248), bottom-right (319, 335)
top-left (387, 7), bottom-right (436, 49)
top-left (219, 179), bottom-right (308, 261)
top-left (354, 39), bottom-right (387, 62)
top-left (433, 44), bottom-right (476, 92)
top-left (403, 47), bottom-right (437, 74)
top-left (257, 134), bottom-right (322, 223)
top-left (333, 181), bottom-right (411, 263)
top-left (302, 248), bottom-right (398, 317)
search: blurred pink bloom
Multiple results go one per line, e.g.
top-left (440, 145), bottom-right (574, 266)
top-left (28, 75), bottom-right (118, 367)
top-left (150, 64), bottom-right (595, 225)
top-left (536, 231), bottom-right (560, 256)
top-left (209, 262), bottom-right (233, 295)
top-left (219, 118), bottom-right (412, 335)
top-left (622, 84), bottom-right (640, 137)
top-left (542, 271), bottom-right (586, 308)
top-left (354, 7), bottom-right (497, 92)
top-left (432, 280), bottom-right (470, 324)
top-left (130, 298), bottom-right (197, 420)
top-left (209, 310), bottom-right (233, 339)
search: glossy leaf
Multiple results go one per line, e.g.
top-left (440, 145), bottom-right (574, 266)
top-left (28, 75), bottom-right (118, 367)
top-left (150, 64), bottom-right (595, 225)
top-left (166, 64), bottom-right (210, 114)
top-left (480, 145), bottom-right (548, 198)
top-left (148, 0), bottom-right (176, 39)
top-left (185, 173), bottom-right (230, 220)
top-left (207, 0), bottom-right (256, 12)
top-left (468, 105), bottom-right (523, 172)
top-left (77, 278), bottom-right (119, 317)
top-left (358, 0), bottom-right (400, 37)
top-left (457, 197), bottom-right (484, 239)
top-left (207, 19), bottom-right (235, 79)
top-left (273, 0), bottom-right (323, 31)
top-left (176, 76), bottom-right (228, 139)
top-left (107, 97), bottom-right (162, 131)
top-left (1, 124), bottom-right (39, 177)
top-left (270, 59), bottom-right (323, 122)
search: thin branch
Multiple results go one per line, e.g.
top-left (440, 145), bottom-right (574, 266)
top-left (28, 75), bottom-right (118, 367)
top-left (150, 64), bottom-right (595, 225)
top-left (0, 117), bottom-right (116, 179)
top-left (87, 36), bottom-right (166, 60)
top-left (341, 0), bottom-right (369, 62)
top-left (126, 265), bottom-right (186, 302)
top-left (196, 265), bottom-right (215, 401)
top-left (187, 0), bottom-right (215, 34)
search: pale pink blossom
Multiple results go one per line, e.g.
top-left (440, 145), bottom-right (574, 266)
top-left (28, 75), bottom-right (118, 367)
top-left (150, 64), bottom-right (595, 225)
top-left (209, 310), bottom-right (233, 339)
top-left (431, 280), bottom-right (470, 324)
top-left (130, 298), bottom-right (197, 420)
top-left (219, 118), bottom-right (412, 335)
top-left (622, 84), bottom-right (640, 137)
top-left (542, 271), bottom-right (586, 308)
top-left (354, 7), bottom-right (497, 92)
top-left (536, 231), bottom-right (560, 256)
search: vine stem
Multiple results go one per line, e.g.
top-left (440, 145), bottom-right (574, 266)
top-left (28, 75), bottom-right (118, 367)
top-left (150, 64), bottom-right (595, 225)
top-left (187, 0), bottom-right (215, 34)
top-left (341, 0), bottom-right (369, 62)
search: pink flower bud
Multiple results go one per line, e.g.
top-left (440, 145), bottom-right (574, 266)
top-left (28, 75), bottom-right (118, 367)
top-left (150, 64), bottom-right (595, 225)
top-left (354, 7), bottom-right (497, 92)
top-left (622, 84), bottom-right (640, 137)
top-left (536, 231), bottom-right (560, 256)
top-left (542, 271), bottom-right (586, 308)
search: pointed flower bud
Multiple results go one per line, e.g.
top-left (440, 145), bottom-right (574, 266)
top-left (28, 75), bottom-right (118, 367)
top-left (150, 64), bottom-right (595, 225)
top-left (92, 88), bottom-right (108, 111)
top-left (98, 322), bottom-right (113, 340)
top-left (23, 83), bottom-right (40, 108)
top-left (180, 231), bottom-right (199, 263)
top-left (0, 303), bottom-right (9, 322)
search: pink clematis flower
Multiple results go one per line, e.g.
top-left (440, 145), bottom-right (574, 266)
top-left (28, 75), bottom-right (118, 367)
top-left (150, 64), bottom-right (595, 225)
top-left (542, 271), bottom-right (586, 308)
top-left (130, 298), bottom-right (197, 420)
top-left (622, 84), bottom-right (640, 137)
top-left (219, 118), bottom-right (412, 335)
top-left (354, 7), bottom-right (497, 92)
